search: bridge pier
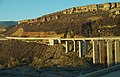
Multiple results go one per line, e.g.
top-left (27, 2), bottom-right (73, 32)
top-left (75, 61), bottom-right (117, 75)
top-left (107, 40), bottom-right (113, 67)
top-left (49, 39), bottom-right (55, 45)
top-left (115, 40), bottom-right (120, 64)
top-left (58, 38), bottom-right (61, 44)
top-left (65, 41), bottom-right (70, 53)
top-left (83, 41), bottom-right (88, 56)
top-left (93, 40), bottom-right (99, 64)
top-left (99, 41), bottom-right (104, 64)
top-left (73, 40), bottom-right (77, 52)
top-left (78, 41), bottom-right (82, 57)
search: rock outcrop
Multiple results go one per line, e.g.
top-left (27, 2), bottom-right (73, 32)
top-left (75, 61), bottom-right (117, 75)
top-left (18, 2), bottom-right (120, 25)
top-left (62, 2), bottom-right (120, 15)
top-left (18, 14), bottom-right (60, 25)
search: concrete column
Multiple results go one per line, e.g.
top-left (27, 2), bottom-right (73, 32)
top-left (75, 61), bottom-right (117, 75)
top-left (115, 40), bottom-right (120, 64)
top-left (73, 40), bottom-right (77, 52)
top-left (99, 41), bottom-right (104, 63)
top-left (49, 39), bottom-right (54, 45)
top-left (83, 41), bottom-right (88, 56)
top-left (58, 38), bottom-right (61, 44)
top-left (78, 41), bottom-right (82, 57)
top-left (93, 40), bottom-right (99, 64)
top-left (65, 41), bottom-right (69, 53)
top-left (107, 40), bottom-right (113, 67)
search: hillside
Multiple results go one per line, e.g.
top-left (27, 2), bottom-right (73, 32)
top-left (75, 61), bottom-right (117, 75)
top-left (0, 40), bottom-right (93, 68)
top-left (5, 2), bottom-right (120, 37)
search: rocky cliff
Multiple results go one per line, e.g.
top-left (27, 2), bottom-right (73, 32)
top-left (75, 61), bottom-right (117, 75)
top-left (18, 2), bottom-right (120, 24)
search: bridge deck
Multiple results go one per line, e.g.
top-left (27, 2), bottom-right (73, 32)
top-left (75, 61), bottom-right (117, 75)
top-left (5, 37), bottom-right (120, 40)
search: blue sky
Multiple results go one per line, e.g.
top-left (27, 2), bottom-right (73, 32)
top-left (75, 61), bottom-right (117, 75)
top-left (0, 0), bottom-right (119, 21)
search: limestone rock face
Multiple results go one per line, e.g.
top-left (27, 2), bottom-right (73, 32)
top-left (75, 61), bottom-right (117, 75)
top-left (88, 4), bottom-right (98, 11)
top-left (103, 3), bottom-right (111, 10)
top-left (62, 2), bottom-right (120, 15)
top-left (116, 2), bottom-right (120, 8)
top-left (41, 18), bottom-right (46, 22)
top-left (17, 2), bottom-right (120, 26)
top-left (111, 3), bottom-right (116, 9)
top-left (115, 10), bottom-right (120, 15)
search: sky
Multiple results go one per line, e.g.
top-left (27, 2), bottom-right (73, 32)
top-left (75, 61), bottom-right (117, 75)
top-left (0, 0), bottom-right (120, 21)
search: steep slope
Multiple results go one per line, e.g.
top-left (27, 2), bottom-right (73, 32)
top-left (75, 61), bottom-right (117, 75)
top-left (0, 40), bottom-right (93, 68)
top-left (5, 2), bottom-right (120, 37)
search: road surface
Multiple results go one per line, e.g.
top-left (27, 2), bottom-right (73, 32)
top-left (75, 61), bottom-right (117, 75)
top-left (99, 69), bottom-right (120, 77)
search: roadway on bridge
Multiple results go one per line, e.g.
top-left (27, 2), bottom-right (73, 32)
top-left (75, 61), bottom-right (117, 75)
top-left (99, 69), bottom-right (120, 77)
top-left (79, 64), bottom-right (120, 77)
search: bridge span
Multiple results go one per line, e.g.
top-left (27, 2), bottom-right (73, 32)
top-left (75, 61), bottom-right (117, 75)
top-left (5, 37), bottom-right (120, 67)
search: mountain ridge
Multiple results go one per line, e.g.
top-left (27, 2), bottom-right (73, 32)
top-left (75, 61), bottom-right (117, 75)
top-left (4, 2), bottom-right (120, 37)
top-left (18, 2), bottom-right (120, 24)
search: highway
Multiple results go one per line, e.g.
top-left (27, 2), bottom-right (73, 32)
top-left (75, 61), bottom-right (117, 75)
top-left (79, 64), bottom-right (120, 77)
top-left (99, 70), bottom-right (120, 77)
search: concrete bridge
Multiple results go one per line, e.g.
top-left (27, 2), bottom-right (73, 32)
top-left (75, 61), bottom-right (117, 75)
top-left (5, 37), bottom-right (120, 67)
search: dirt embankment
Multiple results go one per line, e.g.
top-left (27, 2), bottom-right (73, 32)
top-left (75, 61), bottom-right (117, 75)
top-left (0, 40), bottom-right (94, 69)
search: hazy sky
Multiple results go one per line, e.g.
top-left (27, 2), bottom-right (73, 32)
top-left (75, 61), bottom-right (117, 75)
top-left (0, 0), bottom-right (119, 21)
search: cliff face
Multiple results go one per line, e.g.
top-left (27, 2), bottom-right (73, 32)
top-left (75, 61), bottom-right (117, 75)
top-left (18, 2), bottom-right (120, 24)
top-left (62, 2), bottom-right (120, 14)
top-left (5, 2), bottom-right (120, 37)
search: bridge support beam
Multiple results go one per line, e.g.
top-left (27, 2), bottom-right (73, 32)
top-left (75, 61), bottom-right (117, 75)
top-left (115, 40), bottom-right (120, 64)
top-left (78, 41), bottom-right (82, 57)
top-left (65, 41), bottom-right (69, 53)
top-left (93, 40), bottom-right (99, 64)
top-left (107, 40), bottom-right (113, 67)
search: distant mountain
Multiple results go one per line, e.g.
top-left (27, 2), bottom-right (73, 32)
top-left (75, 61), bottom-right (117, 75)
top-left (0, 21), bottom-right (18, 26)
